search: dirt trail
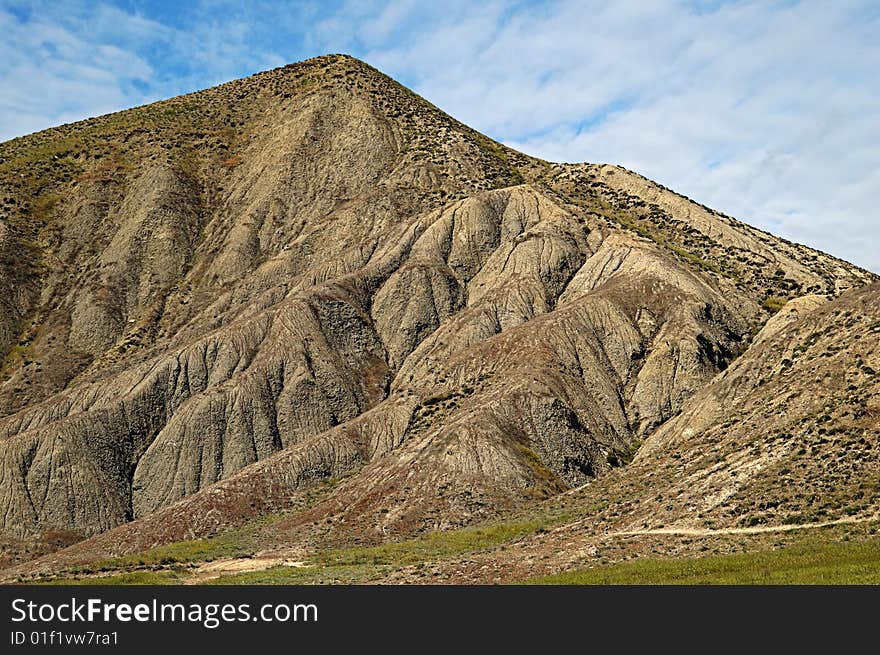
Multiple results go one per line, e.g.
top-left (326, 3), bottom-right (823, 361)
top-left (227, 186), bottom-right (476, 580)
top-left (183, 556), bottom-right (309, 584)
top-left (612, 513), bottom-right (879, 537)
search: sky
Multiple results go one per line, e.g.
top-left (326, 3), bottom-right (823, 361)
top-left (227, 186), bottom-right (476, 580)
top-left (1, 0), bottom-right (878, 271)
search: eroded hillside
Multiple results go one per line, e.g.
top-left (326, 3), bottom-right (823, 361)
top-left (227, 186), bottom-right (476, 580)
top-left (0, 55), bottom-right (874, 574)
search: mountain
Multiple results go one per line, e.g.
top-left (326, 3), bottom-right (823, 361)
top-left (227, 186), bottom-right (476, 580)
top-left (0, 54), bottom-right (875, 579)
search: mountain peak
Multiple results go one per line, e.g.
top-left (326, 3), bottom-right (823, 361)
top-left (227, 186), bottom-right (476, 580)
top-left (0, 55), bottom-right (876, 580)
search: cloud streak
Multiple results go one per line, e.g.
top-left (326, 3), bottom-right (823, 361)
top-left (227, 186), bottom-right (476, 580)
top-left (1, 0), bottom-right (878, 272)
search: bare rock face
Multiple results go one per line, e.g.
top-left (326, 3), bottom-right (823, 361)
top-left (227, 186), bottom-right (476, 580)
top-left (0, 54), bottom-right (874, 551)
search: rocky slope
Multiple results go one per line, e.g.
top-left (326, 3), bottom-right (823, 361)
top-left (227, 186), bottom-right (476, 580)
top-left (377, 280), bottom-right (880, 584)
top-left (0, 55), bottom-right (874, 572)
top-left (7, 277), bottom-right (879, 579)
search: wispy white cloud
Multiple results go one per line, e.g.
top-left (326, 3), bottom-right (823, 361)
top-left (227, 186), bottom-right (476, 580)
top-left (310, 0), bottom-right (880, 272)
top-left (0, 4), bottom-right (166, 139)
top-left (0, 0), bottom-right (300, 139)
top-left (1, 0), bottom-right (878, 272)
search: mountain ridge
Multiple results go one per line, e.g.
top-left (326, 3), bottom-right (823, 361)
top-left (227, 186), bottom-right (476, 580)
top-left (0, 54), bottom-right (875, 578)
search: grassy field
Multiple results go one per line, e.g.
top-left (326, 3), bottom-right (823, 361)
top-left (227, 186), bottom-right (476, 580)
top-left (36, 570), bottom-right (185, 585)
top-left (206, 564), bottom-right (390, 585)
top-left (205, 520), bottom-right (552, 585)
top-left (526, 537), bottom-right (880, 585)
top-left (58, 529), bottom-right (257, 579)
top-left (316, 521), bottom-right (546, 567)
top-left (23, 499), bottom-right (880, 585)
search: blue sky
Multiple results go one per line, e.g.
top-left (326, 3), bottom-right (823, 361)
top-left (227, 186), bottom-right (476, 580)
top-left (1, 0), bottom-right (878, 271)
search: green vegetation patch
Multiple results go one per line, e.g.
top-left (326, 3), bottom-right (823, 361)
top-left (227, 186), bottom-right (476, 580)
top-left (49, 519), bottom-right (274, 582)
top-left (525, 536), bottom-right (880, 585)
top-left (37, 570), bottom-right (184, 586)
top-left (315, 520), bottom-right (548, 567)
top-left (762, 296), bottom-right (789, 313)
top-left (207, 564), bottom-right (390, 586)
top-left (90, 536), bottom-right (255, 571)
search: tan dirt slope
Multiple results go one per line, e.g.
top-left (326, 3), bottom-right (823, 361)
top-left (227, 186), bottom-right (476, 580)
top-left (0, 55), bottom-right (874, 572)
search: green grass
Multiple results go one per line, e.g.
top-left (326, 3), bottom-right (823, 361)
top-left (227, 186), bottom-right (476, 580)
top-left (207, 517), bottom-right (556, 584)
top-left (73, 535), bottom-right (255, 575)
top-left (314, 520), bottom-right (549, 567)
top-left (29, 504), bottom-right (880, 585)
top-left (762, 296), bottom-right (789, 313)
top-left (26, 484), bottom-right (602, 585)
top-left (206, 515), bottom-right (571, 584)
top-left (37, 570), bottom-right (184, 585)
top-left (52, 512), bottom-right (293, 581)
top-left (207, 564), bottom-right (391, 586)
top-left (28, 531), bottom-right (259, 585)
top-left (36, 519), bottom-right (549, 586)
top-left (525, 537), bottom-right (880, 585)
